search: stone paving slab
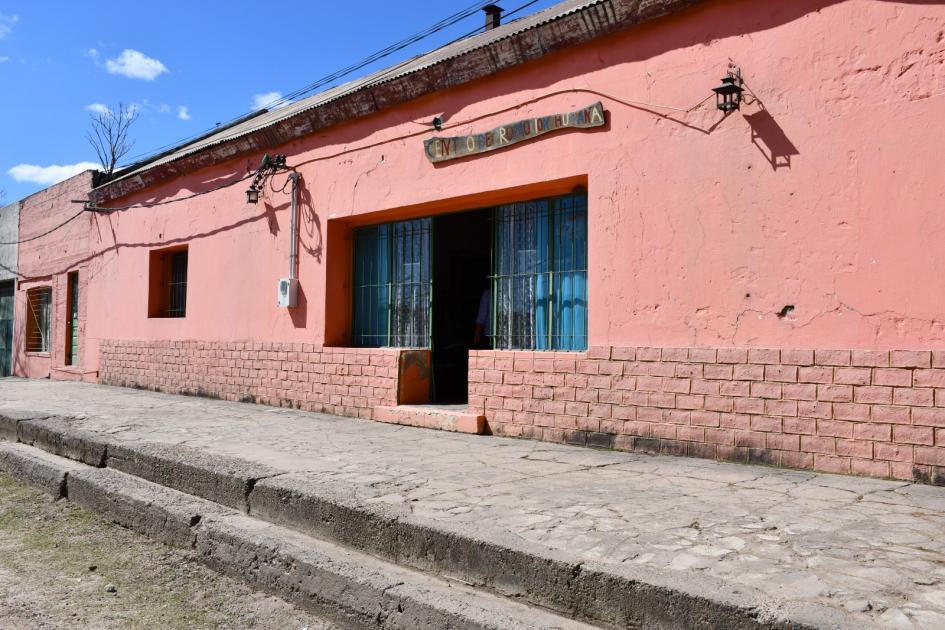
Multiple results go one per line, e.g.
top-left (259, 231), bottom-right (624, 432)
top-left (1, 378), bottom-right (945, 628)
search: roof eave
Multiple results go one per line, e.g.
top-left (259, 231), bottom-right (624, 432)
top-left (90, 0), bottom-right (704, 205)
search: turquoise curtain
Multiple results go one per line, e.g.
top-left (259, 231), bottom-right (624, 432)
top-left (353, 224), bottom-right (390, 347)
top-left (534, 202), bottom-right (550, 351)
top-left (353, 219), bottom-right (429, 348)
top-left (493, 194), bottom-right (586, 351)
top-left (552, 196), bottom-right (587, 351)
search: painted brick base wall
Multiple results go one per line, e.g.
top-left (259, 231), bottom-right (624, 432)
top-left (469, 347), bottom-right (945, 484)
top-left (99, 340), bottom-right (401, 418)
top-left (99, 341), bottom-right (945, 484)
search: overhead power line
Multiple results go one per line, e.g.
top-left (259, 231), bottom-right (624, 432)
top-left (1, 1), bottom-right (549, 242)
top-left (122, 1), bottom-right (503, 165)
top-left (0, 209), bottom-right (86, 246)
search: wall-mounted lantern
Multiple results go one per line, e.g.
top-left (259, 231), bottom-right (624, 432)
top-left (713, 67), bottom-right (744, 113)
top-left (245, 154), bottom-right (288, 204)
top-left (245, 185), bottom-right (261, 204)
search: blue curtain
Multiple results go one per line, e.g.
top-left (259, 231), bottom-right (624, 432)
top-left (354, 219), bottom-right (430, 348)
top-left (353, 224), bottom-right (390, 347)
top-left (389, 218), bottom-right (431, 347)
top-left (494, 194), bottom-right (586, 351)
top-left (534, 202), bottom-right (550, 351)
top-left (552, 196), bottom-right (587, 351)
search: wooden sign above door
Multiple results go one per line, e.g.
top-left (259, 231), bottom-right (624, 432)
top-left (423, 102), bottom-right (606, 163)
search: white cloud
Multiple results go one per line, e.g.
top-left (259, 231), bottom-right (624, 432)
top-left (86, 103), bottom-right (139, 120)
top-left (0, 13), bottom-right (18, 40)
top-left (140, 98), bottom-right (170, 114)
top-left (104, 49), bottom-right (168, 80)
top-left (0, 56), bottom-right (9, 63)
top-left (85, 103), bottom-right (111, 116)
top-left (177, 106), bottom-right (191, 121)
top-left (8, 162), bottom-right (101, 186)
top-left (251, 92), bottom-right (283, 111)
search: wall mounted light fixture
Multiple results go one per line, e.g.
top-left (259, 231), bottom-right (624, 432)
top-left (713, 66), bottom-right (744, 113)
top-left (432, 116), bottom-right (444, 131)
top-left (246, 154), bottom-right (289, 204)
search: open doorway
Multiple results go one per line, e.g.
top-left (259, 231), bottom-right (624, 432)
top-left (431, 209), bottom-right (491, 404)
top-left (0, 280), bottom-right (13, 377)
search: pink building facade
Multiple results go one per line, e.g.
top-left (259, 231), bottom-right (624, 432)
top-left (19, 0), bottom-right (945, 482)
top-left (13, 171), bottom-right (97, 381)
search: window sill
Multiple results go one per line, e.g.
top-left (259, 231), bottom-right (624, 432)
top-left (25, 352), bottom-right (50, 357)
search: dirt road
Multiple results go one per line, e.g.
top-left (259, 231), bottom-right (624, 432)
top-left (0, 474), bottom-right (334, 630)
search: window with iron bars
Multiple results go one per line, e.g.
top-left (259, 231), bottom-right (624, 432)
top-left (353, 218), bottom-right (431, 348)
top-left (491, 193), bottom-right (587, 351)
top-left (148, 246), bottom-right (188, 318)
top-left (26, 287), bottom-right (52, 353)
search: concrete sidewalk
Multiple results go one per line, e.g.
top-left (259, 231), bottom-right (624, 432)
top-left (1, 379), bottom-right (944, 628)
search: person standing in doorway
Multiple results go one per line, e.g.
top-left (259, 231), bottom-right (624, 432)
top-left (473, 286), bottom-right (491, 349)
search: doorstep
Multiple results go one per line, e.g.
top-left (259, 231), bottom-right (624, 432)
top-left (373, 404), bottom-right (486, 434)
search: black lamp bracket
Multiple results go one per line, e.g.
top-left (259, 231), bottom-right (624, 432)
top-left (247, 154), bottom-right (291, 195)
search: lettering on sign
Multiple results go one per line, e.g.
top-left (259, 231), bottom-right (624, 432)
top-left (423, 102), bottom-right (606, 163)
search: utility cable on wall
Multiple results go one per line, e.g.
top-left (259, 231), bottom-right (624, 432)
top-left (0, 78), bottom-right (715, 252)
top-left (0, 209), bottom-right (87, 246)
top-left (84, 173), bottom-right (256, 213)
top-left (81, 85), bottom-right (717, 214)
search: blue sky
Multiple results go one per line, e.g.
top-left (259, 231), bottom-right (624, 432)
top-left (0, 0), bottom-right (561, 203)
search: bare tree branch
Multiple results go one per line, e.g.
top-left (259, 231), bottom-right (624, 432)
top-left (86, 103), bottom-right (139, 175)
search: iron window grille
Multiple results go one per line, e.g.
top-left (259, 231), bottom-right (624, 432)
top-left (148, 246), bottom-right (188, 319)
top-left (353, 217), bottom-right (432, 348)
top-left (491, 193), bottom-right (587, 351)
top-left (166, 251), bottom-right (188, 318)
top-left (26, 287), bottom-right (52, 353)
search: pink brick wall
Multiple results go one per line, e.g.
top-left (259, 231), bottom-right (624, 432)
top-left (469, 347), bottom-right (945, 484)
top-left (99, 340), bottom-right (401, 419)
top-left (100, 340), bottom-right (945, 484)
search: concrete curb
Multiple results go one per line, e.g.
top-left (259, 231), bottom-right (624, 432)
top-left (249, 474), bottom-right (850, 630)
top-left (0, 441), bottom-right (601, 630)
top-left (67, 466), bottom-right (233, 548)
top-left (0, 410), bottom-right (51, 442)
top-left (0, 409), bottom-right (860, 629)
top-left (0, 442), bottom-right (85, 497)
top-left (19, 416), bottom-right (112, 467)
top-left (106, 441), bottom-right (281, 513)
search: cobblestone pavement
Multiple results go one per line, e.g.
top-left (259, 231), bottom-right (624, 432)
top-left (2, 378), bottom-right (945, 629)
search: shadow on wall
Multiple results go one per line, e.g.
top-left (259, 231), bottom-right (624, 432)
top-left (743, 108), bottom-right (799, 170)
top-left (263, 200), bottom-right (281, 236)
top-left (290, 283), bottom-right (308, 329)
top-left (297, 176), bottom-right (323, 264)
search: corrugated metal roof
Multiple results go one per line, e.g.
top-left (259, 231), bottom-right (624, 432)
top-left (111, 0), bottom-right (605, 183)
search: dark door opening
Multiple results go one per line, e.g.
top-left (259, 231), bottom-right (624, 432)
top-left (0, 280), bottom-right (13, 377)
top-left (65, 272), bottom-right (79, 366)
top-left (432, 209), bottom-right (492, 404)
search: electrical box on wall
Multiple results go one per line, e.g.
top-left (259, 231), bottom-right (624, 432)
top-left (277, 278), bottom-right (298, 308)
